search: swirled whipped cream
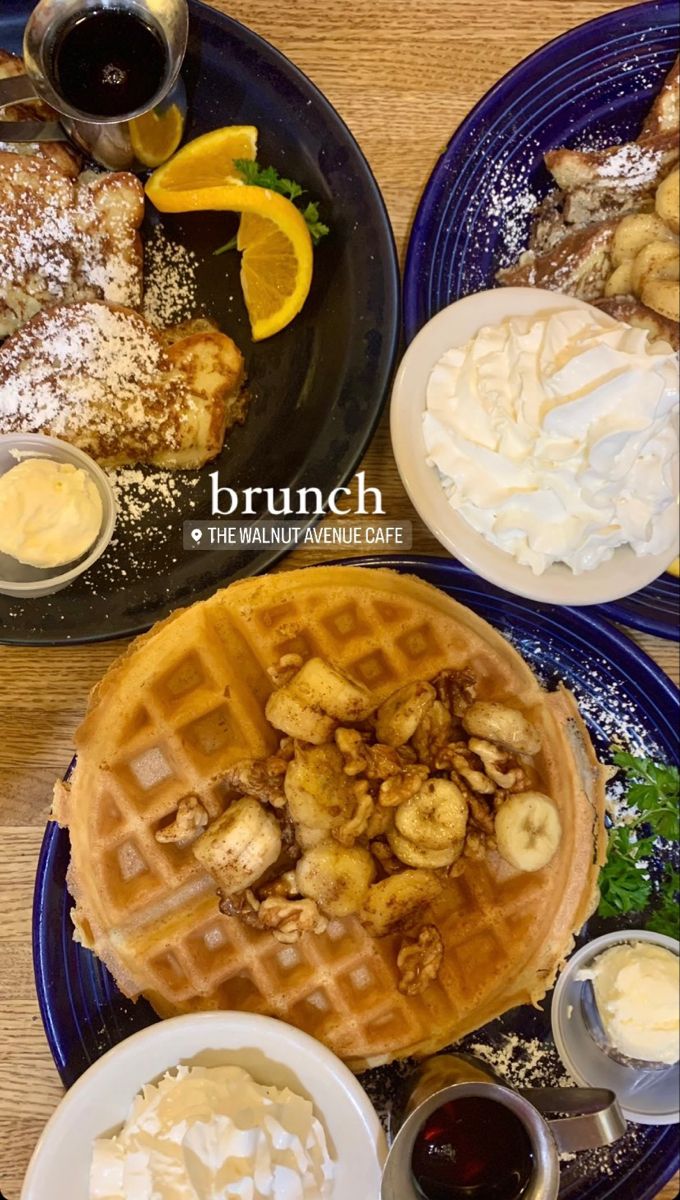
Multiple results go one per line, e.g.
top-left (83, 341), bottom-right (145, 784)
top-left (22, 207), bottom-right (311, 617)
top-left (89, 1065), bottom-right (334, 1200)
top-left (423, 308), bottom-right (679, 574)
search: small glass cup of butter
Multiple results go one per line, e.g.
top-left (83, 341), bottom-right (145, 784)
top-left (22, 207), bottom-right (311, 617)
top-left (551, 930), bottom-right (680, 1125)
top-left (0, 433), bottom-right (116, 598)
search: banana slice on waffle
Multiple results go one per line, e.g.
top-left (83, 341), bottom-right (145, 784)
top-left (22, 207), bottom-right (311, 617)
top-left (52, 566), bottom-right (606, 1069)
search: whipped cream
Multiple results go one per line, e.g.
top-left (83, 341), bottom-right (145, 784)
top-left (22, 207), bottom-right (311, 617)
top-left (578, 942), bottom-right (679, 1065)
top-left (89, 1064), bottom-right (334, 1200)
top-left (423, 309), bottom-right (679, 574)
top-left (0, 457), bottom-right (102, 568)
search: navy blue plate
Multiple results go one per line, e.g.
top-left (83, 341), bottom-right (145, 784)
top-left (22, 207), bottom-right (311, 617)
top-left (0, 0), bottom-right (399, 645)
top-left (34, 556), bottom-right (679, 1198)
top-left (403, 1), bottom-right (680, 641)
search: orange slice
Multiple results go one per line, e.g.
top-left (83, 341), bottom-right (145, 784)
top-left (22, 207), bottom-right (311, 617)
top-left (129, 104), bottom-right (184, 169)
top-left (666, 557), bottom-right (679, 577)
top-left (145, 125), bottom-right (258, 190)
top-left (144, 181), bottom-right (313, 340)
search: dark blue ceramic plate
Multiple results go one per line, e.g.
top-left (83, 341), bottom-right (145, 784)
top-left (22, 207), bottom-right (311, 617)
top-left (0, 0), bottom-right (399, 646)
top-left (34, 556), bottom-right (679, 1199)
top-left (403, 0), bottom-right (680, 641)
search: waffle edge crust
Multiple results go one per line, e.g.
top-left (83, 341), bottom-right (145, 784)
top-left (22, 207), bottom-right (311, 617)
top-left (53, 566), bottom-right (607, 1070)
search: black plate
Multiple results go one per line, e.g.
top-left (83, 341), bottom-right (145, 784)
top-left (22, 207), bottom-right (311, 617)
top-left (0, 0), bottom-right (399, 645)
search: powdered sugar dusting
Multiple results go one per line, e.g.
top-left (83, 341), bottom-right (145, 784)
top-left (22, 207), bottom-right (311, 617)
top-left (143, 227), bottom-right (200, 328)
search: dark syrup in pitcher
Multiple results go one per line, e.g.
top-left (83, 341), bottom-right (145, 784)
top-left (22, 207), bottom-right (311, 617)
top-left (411, 1096), bottom-right (534, 1200)
top-left (52, 7), bottom-right (168, 118)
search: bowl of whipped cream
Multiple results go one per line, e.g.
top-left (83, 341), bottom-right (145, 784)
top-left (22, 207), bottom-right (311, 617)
top-left (20, 1012), bottom-right (386, 1200)
top-left (390, 288), bottom-right (679, 604)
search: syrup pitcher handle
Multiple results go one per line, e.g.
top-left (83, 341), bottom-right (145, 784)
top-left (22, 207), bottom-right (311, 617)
top-left (519, 1087), bottom-right (627, 1153)
top-left (0, 73), bottom-right (68, 142)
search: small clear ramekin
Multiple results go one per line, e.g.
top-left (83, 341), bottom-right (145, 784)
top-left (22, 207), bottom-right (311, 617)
top-left (0, 433), bottom-right (116, 598)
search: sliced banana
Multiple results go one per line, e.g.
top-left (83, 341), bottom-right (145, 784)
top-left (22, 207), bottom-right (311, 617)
top-left (388, 826), bottom-right (462, 869)
top-left (494, 791), bottom-right (562, 873)
top-left (656, 166), bottom-right (680, 234)
top-left (294, 657), bottom-right (376, 721)
top-left (612, 211), bottom-right (677, 266)
top-left (284, 744), bottom-right (354, 830)
top-left (265, 657), bottom-right (375, 742)
top-left (605, 260), bottom-right (634, 297)
top-left (192, 796), bottom-right (281, 895)
top-left (375, 681), bottom-right (436, 747)
top-left (296, 840), bottom-right (375, 917)
top-left (265, 687), bottom-right (335, 744)
top-left (462, 701), bottom-right (540, 756)
top-left (360, 869), bottom-right (442, 936)
top-left (630, 240), bottom-right (679, 296)
top-left (395, 778), bottom-right (468, 849)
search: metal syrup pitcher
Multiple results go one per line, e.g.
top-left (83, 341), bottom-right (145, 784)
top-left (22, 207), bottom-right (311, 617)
top-left (0, 0), bottom-right (188, 170)
top-left (381, 1052), bottom-right (627, 1200)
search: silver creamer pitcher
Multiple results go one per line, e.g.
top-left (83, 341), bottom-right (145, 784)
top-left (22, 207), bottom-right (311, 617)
top-left (0, 0), bottom-right (188, 169)
top-left (381, 1052), bottom-right (627, 1200)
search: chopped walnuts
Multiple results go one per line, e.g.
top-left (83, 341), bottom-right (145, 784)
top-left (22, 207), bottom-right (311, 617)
top-left (155, 796), bottom-right (209, 846)
top-left (256, 896), bottom-right (328, 944)
top-left (222, 757), bottom-right (288, 807)
top-left (334, 783), bottom-right (375, 846)
top-left (397, 925), bottom-right (444, 995)
top-left (378, 765), bottom-right (429, 808)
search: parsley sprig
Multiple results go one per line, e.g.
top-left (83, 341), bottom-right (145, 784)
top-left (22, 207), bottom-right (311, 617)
top-left (214, 160), bottom-right (330, 255)
top-left (598, 749), bottom-right (679, 938)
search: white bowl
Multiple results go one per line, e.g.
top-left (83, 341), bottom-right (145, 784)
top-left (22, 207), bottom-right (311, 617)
top-left (0, 433), bottom-right (116, 598)
top-left (390, 288), bottom-right (679, 605)
top-left (21, 1012), bottom-right (386, 1199)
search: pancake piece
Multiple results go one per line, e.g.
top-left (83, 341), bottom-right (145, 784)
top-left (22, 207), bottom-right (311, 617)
top-left (53, 566), bottom-right (606, 1069)
top-left (0, 301), bottom-right (246, 467)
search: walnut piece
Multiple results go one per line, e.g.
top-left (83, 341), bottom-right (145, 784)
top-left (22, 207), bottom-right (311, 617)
top-left (335, 727), bottom-right (370, 776)
top-left (468, 738), bottom-right (526, 790)
top-left (438, 743), bottom-right (496, 794)
top-left (223, 757), bottom-right (288, 807)
top-left (370, 839), bottom-right (402, 874)
top-left (411, 699), bottom-right (453, 766)
top-left (256, 896), bottom-right (328, 944)
top-left (266, 653), bottom-right (304, 688)
top-left (397, 925), bottom-right (444, 995)
top-left (432, 668), bottom-right (477, 716)
top-left (378, 765), bottom-right (429, 808)
top-left (155, 796), bottom-right (209, 846)
top-left (333, 782), bottom-right (375, 846)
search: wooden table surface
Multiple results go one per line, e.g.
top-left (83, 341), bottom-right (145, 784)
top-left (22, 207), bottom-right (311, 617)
top-left (1, 1), bottom-right (678, 1196)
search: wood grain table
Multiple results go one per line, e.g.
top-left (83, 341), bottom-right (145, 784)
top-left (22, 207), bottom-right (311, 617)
top-left (0, 1), bottom-right (678, 1196)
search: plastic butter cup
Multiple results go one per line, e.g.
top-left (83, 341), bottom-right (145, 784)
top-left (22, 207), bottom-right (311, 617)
top-left (0, 434), bottom-right (116, 598)
top-left (551, 931), bottom-right (680, 1125)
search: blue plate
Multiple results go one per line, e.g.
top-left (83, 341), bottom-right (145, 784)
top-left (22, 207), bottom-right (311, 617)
top-left (402, 0), bottom-right (680, 641)
top-left (34, 556), bottom-right (679, 1199)
top-left (0, 0), bottom-right (399, 646)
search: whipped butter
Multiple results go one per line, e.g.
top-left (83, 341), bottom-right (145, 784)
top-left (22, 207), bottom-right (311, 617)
top-left (579, 942), bottom-right (680, 1065)
top-left (0, 458), bottom-right (102, 569)
top-left (89, 1064), bottom-right (334, 1200)
top-left (423, 309), bottom-right (679, 574)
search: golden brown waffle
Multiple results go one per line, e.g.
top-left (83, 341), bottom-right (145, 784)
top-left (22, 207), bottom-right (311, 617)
top-left (53, 566), bottom-right (606, 1069)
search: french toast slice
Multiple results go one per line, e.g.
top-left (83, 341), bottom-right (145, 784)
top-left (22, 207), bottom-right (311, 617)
top-left (0, 151), bottom-right (144, 338)
top-left (641, 54), bottom-right (679, 138)
top-left (0, 49), bottom-right (81, 177)
top-left (594, 295), bottom-right (679, 351)
top-left (497, 219), bottom-right (617, 300)
top-left (0, 302), bottom-right (247, 468)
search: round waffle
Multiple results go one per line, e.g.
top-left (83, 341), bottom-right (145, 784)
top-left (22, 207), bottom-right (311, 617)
top-left (53, 566), bottom-right (606, 1069)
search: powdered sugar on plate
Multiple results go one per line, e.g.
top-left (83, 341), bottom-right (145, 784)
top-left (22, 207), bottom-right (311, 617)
top-left (143, 226), bottom-right (200, 328)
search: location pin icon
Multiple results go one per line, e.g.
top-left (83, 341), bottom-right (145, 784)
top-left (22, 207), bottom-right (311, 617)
top-left (191, 528), bottom-right (203, 544)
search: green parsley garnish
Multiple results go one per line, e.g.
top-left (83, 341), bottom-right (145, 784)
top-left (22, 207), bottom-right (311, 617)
top-left (598, 749), bottom-right (679, 938)
top-left (213, 160), bottom-right (329, 256)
